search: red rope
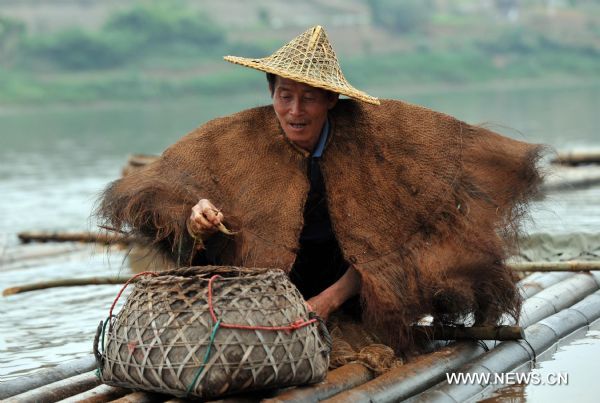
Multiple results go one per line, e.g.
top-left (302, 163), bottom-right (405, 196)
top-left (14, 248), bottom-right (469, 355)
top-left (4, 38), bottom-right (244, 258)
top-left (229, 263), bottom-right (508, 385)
top-left (207, 275), bottom-right (316, 332)
top-left (109, 271), bottom-right (158, 319)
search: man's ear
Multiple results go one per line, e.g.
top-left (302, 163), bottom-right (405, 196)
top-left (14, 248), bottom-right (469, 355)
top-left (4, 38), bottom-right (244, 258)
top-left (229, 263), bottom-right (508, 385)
top-left (328, 93), bottom-right (339, 109)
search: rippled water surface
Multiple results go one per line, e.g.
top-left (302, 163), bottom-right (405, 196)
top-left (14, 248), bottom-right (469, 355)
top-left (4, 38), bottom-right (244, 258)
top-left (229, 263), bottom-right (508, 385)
top-left (0, 246), bottom-right (128, 379)
top-left (1, 84), bottom-right (599, 392)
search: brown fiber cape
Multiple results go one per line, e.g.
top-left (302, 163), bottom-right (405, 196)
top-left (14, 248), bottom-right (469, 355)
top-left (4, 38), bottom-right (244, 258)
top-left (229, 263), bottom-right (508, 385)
top-left (97, 99), bottom-right (543, 352)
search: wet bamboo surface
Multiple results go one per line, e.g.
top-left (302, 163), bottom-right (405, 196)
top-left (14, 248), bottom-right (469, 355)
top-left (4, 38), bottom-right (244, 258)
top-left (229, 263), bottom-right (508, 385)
top-left (517, 271), bottom-right (574, 299)
top-left (58, 384), bottom-right (130, 403)
top-left (519, 272), bottom-right (599, 325)
top-left (0, 355), bottom-right (97, 399)
top-left (412, 290), bottom-right (600, 402)
top-left (263, 363), bottom-right (374, 402)
top-left (0, 273), bottom-right (572, 403)
top-left (3, 371), bottom-right (101, 403)
top-left (3, 272), bottom-right (599, 402)
top-left (322, 272), bottom-right (600, 403)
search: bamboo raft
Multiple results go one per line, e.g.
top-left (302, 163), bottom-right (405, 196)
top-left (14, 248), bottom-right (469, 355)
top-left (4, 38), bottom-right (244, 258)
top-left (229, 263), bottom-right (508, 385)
top-left (2, 150), bottom-right (599, 401)
top-left (2, 269), bottom-right (599, 403)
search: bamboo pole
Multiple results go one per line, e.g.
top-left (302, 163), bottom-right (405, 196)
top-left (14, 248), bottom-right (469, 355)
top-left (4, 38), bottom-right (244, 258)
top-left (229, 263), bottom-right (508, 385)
top-left (520, 273), bottom-right (599, 329)
top-left (0, 355), bottom-right (97, 399)
top-left (552, 150), bottom-right (600, 165)
top-left (263, 363), bottom-right (374, 402)
top-left (58, 384), bottom-right (129, 403)
top-left (17, 231), bottom-right (135, 245)
top-left (111, 391), bottom-right (166, 403)
top-left (3, 276), bottom-right (131, 296)
top-left (517, 272), bottom-right (573, 299)
top-left (323, 343), bottom-right (488, 403)
top-left (4, 371), bottom-right (100, 403)
top-left (509, 261), bottom-right (600, 272)
top-left (411, 325), bottom-right (524, 341)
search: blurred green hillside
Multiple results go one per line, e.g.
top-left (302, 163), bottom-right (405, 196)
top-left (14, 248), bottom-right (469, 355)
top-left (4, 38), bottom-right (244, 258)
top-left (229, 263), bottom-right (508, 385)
top-left (0, 0), bottom-right (598, 105)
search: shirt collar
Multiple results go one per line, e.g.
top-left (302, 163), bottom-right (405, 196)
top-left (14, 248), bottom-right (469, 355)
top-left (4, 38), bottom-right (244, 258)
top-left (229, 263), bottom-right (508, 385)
top-left (312, 118), bottom-right (330, 158)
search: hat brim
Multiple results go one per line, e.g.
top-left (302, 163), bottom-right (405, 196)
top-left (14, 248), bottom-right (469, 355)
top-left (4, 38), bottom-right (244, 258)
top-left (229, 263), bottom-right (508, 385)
top-left (224, 55), bottom-right (380, 106)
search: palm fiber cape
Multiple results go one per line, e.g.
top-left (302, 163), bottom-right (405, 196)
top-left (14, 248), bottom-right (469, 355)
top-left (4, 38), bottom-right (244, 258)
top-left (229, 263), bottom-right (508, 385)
top-left (98, 99), bottom-right (543, 353)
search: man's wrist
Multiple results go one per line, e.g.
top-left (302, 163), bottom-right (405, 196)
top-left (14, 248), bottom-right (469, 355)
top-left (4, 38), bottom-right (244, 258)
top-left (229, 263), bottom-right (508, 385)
top-left (326, 269), bottom-right (361, 310)
top-left (321, 286), bottom-right (344, 313)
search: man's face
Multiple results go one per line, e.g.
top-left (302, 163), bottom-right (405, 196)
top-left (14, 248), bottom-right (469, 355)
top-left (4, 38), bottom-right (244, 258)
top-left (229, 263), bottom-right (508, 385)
top-left (271, 76), bottom-right (338, 152)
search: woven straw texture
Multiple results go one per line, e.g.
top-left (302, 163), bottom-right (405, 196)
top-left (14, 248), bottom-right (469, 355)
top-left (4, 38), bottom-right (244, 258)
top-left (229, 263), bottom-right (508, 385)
top-left (224, 25), bottom-right (379, 105)
top-left (96, 266), bottom-right (329, 399)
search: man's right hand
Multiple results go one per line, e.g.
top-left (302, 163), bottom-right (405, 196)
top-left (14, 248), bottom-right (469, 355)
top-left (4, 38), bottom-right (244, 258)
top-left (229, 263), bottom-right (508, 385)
top-left (187, 199), bottom-right (224, 239)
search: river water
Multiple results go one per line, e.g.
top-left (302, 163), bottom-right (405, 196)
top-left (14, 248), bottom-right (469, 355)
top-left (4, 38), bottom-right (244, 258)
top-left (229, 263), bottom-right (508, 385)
top-left (1, 82), bottom-right (599, 400)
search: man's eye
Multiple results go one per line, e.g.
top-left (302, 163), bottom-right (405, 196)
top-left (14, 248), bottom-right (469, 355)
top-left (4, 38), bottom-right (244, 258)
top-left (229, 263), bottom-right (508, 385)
top-left (304, 97), bottom-right (315, 102)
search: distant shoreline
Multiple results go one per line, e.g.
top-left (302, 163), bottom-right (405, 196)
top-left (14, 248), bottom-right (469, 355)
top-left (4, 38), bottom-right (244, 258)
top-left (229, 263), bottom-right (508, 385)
top-left (0, 75), bottom-right (597, 113)
top-left (374, 76), bottom-right (600, 98)
top-left (2, 1), bottom-right (598, 110)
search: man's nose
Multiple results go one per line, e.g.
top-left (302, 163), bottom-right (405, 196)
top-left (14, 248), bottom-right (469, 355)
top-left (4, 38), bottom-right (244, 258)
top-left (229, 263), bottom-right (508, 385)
top-left (290, 99), bottom-right (303, 116)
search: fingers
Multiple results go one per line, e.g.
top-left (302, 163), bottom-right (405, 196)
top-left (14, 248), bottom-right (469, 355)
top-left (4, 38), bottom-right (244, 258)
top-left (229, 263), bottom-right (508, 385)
top-left (202, 206), bottom-right (224, 226)
top-left (189, 199), bottom-right (224, 235)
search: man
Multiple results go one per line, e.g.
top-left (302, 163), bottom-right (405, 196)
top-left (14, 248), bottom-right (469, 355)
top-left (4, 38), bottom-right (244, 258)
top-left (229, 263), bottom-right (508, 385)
top-left (98, 26), bottom-right (542, 353)
top-left (188, 74), bottom-right (361, 321)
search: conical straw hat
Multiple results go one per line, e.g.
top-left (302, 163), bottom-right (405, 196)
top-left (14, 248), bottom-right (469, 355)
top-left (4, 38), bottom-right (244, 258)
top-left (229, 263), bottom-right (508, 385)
top-left (224, 26), bottom-right (380, 105)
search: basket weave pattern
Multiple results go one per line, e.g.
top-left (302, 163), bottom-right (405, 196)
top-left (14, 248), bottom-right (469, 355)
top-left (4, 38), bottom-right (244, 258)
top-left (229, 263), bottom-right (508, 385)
top-left (97, 267), bottom-right (329, 399)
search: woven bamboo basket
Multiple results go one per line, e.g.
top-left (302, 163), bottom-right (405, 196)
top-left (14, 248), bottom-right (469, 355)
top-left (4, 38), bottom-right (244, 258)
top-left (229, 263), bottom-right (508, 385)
top-left (94, 266), bottom-right (330, 399)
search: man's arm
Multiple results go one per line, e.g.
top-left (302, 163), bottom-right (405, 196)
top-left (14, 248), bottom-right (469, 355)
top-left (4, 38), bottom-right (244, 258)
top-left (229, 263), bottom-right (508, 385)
top-left (306, 265), bottom-right (361, 320)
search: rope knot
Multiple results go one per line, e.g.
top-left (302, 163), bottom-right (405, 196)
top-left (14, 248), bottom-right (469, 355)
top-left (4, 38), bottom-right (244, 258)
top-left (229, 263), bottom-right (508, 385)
top-left (290, 318), bottom-right (306, 330)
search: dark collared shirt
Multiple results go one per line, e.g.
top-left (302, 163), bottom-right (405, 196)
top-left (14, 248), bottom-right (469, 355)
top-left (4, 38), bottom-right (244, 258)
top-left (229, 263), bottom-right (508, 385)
top-left (291, 119), bottom-right (350, 300)
top-left (299, 119), bottom-right (335, 243)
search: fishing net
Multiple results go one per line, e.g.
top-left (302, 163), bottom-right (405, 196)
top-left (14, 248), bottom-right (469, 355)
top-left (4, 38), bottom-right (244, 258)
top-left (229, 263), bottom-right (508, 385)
top-left (328, 313), bottom-right (404, 375)
top-left (94, 266), bottom-right (330, 399)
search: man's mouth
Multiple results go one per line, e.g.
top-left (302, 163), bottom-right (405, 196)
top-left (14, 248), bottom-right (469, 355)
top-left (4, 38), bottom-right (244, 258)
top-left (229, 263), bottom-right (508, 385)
top-left (289, 122), bottom-right (308, 130)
